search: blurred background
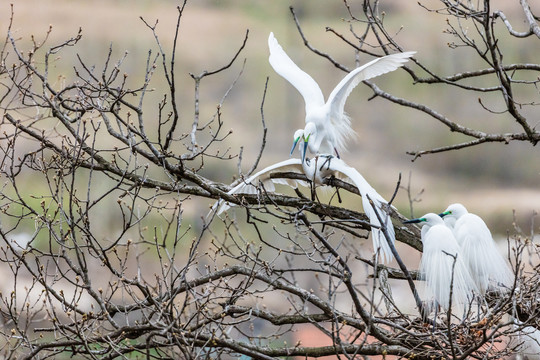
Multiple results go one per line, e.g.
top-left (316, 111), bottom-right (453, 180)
top-left (2, 1), bottom-right (539, 354)
top-left (2, 0), bottom-right (539, 234)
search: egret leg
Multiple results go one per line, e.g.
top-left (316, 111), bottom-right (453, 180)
top-left (460, 299), bottom-right (471, 324)
top-left (479, 294), bottom-right (490, 320)
top-left (336, 187), bottom-right (342, 203)
top-left (326, 176), bottom-right (343, 203)
top-left (432, 303), bottom-right (438, 331)
top-left (334, 147), bottom-right (341, 159)
top-left (470, 294), bottom-right (486, 322)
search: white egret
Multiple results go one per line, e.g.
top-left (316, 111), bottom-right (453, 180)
top-left (268, 32), bottom-right (415, 160)
top-left (213, 138), bottom-right (396, 263)
top-left (439, 203), bottom-right (513, 297)
top-left (404, 213), bottom-right (478, 313)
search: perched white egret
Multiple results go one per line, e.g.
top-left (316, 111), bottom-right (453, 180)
top-left (268, 32), bottom-right (415, 161)
top-left (439, 203), bottom-right (513, 297)
top-left (213, 139), bottom-right (396, 263)
top-left (404, 213), bottom-right (478, 312)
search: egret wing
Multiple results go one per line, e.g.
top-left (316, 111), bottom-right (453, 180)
top-left (327, 52), bottom-right (415, 117)
top-left (329, 158), bottom-right (396, 263)
top-left (324, 52), bottom-right (415, 151)
top-left (213, 159), bottom-right (305, 215)
top-left (454, 214), bottom-right (513, 294)
top-left (268, 33), bottom-right (325, 112)
top-left (420, 225), bottom-right (477, 310)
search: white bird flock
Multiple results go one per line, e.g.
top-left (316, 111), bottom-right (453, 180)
top-left (404, 204), bottom-right (514, 316)
top-left (404, 213), bottom-right (478, 312)
top-left (211, 30), bottom-right (521, 329)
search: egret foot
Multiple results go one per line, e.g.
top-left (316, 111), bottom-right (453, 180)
top-left (432, 304), bottom-right (438, 331)
top-left (319, 154), bottom-right (335, 171)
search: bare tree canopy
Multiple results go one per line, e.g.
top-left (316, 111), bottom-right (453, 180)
top-left (0, 1), bottom-right (539, 359)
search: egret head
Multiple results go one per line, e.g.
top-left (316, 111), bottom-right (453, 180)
top-left (403, 213), bottom-right (444, 227)
top-left (404, 213), bottom-right (444, 239)
top-left (439, 203), bottom-right (468, 220)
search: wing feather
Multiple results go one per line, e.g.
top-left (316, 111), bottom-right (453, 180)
top-left (327, 51), bottom-right (415, 117)
top-left (213, 159), bottom-right (304, 215)
top-left (324, 52), bottom-right (415, 152)
top-left (268, 33), bottom-right (325, 112)
top-left (454, 214), bottom-right (513, 294)
top-left (420, 225), bottom-right (477, 310)
top-left (330, 159), bottom-right (395, 263)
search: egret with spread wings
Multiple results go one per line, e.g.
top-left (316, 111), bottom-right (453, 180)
top-left (268, 32), bottom-right (415, 161)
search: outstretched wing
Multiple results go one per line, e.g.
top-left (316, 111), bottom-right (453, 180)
top-left (324, 52), bottom-right (415, 151)
top-left (329, 158), bottom-right (396, 263)
top-left (212, 158), bottom-right (306, 215)
top-left (268, 32), bottom-right (325, 113)
top-left (326, 51), bottom-right (415, 118)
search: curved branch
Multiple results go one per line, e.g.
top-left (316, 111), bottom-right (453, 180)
top-left (495, 0), bottom-right (540, 39)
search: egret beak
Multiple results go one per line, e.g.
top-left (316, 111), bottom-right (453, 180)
top-left (403, 218), bottom-right (423, 224)
top-left (290, 136), bottom-right (300, 156)
top-left (301, 135), bottom-right (310, 163)
top-left (438, 211), bottom-right (450, 218)
top-left (301, 142), bottom-right (308, 163)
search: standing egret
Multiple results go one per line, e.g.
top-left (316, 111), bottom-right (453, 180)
top-left (268, 32), bottom-right (415, 160)
top-left (439, 203), bottom-right (513, 297)
top-left (404, 214), bottom-right (478, 313)
top-left (212, 136), bottom-right (396, 263)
